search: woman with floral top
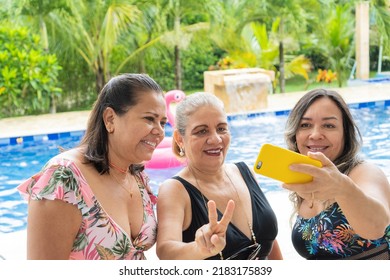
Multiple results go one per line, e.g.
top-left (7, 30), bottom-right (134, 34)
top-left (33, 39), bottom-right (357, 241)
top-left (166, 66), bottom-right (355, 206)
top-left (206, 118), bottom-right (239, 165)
top-left (18, 73), bottom-right (166, 260)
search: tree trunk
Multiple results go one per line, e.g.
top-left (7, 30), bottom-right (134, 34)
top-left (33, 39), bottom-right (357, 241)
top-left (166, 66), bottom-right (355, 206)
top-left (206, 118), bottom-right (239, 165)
top-left (139, 57), bottom-right (146, 73)
top-left (96, 66), bottom-right (105, 94)
top-left (40, 17), bottom-right (57, 113)
top-left (279, 41), bottom-right (285, 93)
top-left (49, 95), bottom-right (56, 114)
top-left (174, 45), bottom-right (182, 89)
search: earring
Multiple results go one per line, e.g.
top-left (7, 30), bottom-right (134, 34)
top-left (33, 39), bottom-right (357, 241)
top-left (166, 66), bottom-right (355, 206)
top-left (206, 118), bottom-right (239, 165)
top-left (179, 147), bottom-right (185, 157)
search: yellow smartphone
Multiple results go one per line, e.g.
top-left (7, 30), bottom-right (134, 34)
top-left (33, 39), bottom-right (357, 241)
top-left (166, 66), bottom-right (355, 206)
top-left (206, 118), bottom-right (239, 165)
top-left (253, 143), bottom-right (322, 184)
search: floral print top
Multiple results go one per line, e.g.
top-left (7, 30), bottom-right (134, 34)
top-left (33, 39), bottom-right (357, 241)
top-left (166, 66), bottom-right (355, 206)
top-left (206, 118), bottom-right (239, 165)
top-left (292, 202), bottom-right (390, 259)
top-left (17, 158), bottom-right (157, 260)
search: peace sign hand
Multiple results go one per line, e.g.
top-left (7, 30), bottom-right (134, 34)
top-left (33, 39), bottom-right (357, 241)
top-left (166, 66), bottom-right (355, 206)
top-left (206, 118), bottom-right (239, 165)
top-left (194, 199), bottom-right (235, 258)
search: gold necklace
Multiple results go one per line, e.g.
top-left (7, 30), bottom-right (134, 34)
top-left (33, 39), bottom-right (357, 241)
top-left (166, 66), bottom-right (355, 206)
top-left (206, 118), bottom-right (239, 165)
top-left (224, 169), bottom-right (258, 245)
top-left (110, 169), bottom-right (133, 198)
top-left (308, 192), bottom-right (331, 210)
top-left (189, 166), bottom-right (258, 260)
top-left (309, 192), bottom-right (314, 208)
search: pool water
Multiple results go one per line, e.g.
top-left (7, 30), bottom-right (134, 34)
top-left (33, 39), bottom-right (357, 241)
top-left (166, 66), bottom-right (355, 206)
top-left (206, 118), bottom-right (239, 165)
top-left (1, 103), bottom-right (390, 233)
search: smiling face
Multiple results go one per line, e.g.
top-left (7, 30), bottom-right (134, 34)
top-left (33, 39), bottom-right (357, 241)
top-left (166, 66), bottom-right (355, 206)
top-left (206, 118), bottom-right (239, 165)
top-left (180, 105), bottom-right (230, 171)
top-left (295, 97), bottom-right (344, 161)
top-left (106, 91), bottom-right (167, 165)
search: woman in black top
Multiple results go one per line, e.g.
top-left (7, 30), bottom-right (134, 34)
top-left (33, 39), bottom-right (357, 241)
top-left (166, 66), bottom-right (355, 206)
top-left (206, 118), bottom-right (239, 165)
top-left (156, 92), bottom-right (282, 260)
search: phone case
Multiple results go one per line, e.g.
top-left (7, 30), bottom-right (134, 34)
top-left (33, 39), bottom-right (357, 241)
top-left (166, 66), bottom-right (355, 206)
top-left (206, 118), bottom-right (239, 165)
top-left (253, 143), bottom-right (322, 184)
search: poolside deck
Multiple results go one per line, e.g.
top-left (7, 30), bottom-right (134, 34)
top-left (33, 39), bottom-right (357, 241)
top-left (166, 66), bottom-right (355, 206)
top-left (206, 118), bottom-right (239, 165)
top-left (1, 83), bottom-right (390, 139)
top-left (1, 83), bottom-right (390, 260)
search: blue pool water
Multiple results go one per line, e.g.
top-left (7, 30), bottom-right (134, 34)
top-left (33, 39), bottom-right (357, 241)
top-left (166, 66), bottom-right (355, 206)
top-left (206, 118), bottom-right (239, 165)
top-left (1, 101), bottom-right (390, 233)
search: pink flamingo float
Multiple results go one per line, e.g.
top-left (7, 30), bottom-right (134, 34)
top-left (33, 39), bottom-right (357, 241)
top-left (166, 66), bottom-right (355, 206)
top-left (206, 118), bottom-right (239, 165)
top-left (145, 89), bottom-right (186, 169)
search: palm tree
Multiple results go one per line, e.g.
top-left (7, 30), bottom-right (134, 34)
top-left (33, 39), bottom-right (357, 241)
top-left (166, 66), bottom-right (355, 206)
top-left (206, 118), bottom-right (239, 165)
top-left (60, 0), bottom-right (139, 93)
top-left (250, 0), bottom-right (317, 93)
top-left (153, 0), bottom-right (210, 89)
top-left (241, 20), bottom-right (312, 91)
top-left (312, 3), bottom-right (355, 87)
top-left (208, 0), bottom-right (312, 92)
top-left (208, 0), bottom-right (256, 55)
top-left (113, 0), bottom-right (210, 90)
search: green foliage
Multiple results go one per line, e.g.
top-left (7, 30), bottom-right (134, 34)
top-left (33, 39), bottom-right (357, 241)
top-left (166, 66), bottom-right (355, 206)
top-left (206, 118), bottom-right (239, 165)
top-left (370, 45), bottom-right (390, 72)
top-left (143, 47), bottom-right (176, 91)
top-left (317, 4), bottom-right (355, 87)
top-left (300, 48), bottom-right (330, 70)
top-left (182, 40), bottom-right (221, 90)
top-left (139, 38), bottom-right (220, 92)
top-left (0, 23), bottom-right (62, 117)
top-left (210, 19), bottom-right (313, 92)
top-left (1, 0), bottom-right (389, 116)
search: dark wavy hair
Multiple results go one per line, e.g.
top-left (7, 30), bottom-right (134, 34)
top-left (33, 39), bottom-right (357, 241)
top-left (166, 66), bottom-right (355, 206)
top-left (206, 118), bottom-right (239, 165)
top-left (79, 73), bottom-right (163, 175)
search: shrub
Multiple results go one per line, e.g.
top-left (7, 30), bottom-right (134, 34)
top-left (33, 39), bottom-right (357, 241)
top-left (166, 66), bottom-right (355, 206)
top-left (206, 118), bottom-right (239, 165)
top-left (0, 24), bottom-right (62, 117)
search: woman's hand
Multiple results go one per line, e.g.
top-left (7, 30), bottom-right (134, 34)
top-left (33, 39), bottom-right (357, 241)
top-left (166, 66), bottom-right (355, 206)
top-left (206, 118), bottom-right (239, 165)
top-left (281, 152), bottom-right (347, 202)
top-left (283, 152), bottom-right (390, 239)
top-left (194, 199), bottom-right (235, 258)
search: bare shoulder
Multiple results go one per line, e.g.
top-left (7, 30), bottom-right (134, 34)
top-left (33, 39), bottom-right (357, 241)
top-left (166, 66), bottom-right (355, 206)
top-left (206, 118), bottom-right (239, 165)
top-left (228, 162), bottom-right (256, 177)
top-left (52, 147), bottom-right (83, 163)
top-left (225, 162), bottom-right (242, 173)
top-left (51, 147), bottom-right (97, 178)
top-left (158, 177), bottom-right (188, 199)
top-left (350, 161), bottom-right (388, 179)
top-left (159, 177), bottom-right (182, 191)
top-left (157, 177), bottom-right (191, 218)
top-left (350, 161), bottom-right (390, 190)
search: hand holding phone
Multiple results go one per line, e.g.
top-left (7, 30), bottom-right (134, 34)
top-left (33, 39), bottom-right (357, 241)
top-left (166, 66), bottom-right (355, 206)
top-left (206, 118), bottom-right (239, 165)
top-left (253, 143), bottom-right (322, 184)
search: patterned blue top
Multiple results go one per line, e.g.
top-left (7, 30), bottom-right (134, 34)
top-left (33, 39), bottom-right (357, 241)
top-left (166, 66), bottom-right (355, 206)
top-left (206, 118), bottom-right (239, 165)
top-left (292, 202), bottom-right (390, 259)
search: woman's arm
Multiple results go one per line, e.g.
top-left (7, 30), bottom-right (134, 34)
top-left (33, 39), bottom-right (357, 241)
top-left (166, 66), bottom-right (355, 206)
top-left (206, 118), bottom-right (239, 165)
top-left (156, 179), bottom-right (203, 259)
top-left (337, 162), bottom-right (390, 239)
top-left (267, 239), bottom-right (283, 260)
top-left (285, 152), bottom-right (390, 240)
top-left (156, 179), bottom-right (235, 259)
top-left (27, 198), bottom-right (81, 259)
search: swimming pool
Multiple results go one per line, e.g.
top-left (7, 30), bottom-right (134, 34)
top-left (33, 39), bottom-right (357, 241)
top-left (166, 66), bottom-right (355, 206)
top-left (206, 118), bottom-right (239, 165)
top-left (1, 100), bottom-right (390, 234)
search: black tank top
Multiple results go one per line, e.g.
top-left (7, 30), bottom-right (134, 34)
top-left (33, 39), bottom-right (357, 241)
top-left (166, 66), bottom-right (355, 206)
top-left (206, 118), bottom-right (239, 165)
top-left (173, 162), bottom-right (278, 260)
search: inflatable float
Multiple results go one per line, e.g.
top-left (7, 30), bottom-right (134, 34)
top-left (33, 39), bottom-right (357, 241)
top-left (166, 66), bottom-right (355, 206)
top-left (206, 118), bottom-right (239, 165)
top-left (145, 90), bottom-right (186, 169)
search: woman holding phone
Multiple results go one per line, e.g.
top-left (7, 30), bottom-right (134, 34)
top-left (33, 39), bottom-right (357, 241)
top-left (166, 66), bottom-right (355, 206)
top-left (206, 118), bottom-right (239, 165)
top-left (283, 88), bottom-right (390, 260)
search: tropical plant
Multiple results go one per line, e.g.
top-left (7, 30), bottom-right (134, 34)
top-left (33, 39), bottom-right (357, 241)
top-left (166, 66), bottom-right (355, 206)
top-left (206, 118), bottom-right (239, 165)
top-left (247, 0), bottom-right (318, 93)
top-left (0, 24), bottom-right (62, 117)
top-left (210, 19), bottom-right (312, 92)
top-left (314, 4), bottom-right (355, 87)
top-left (208, 0), bottom-right (257, 56)
top-left (2, 0), bottom-right (71, 112)
top-left (104, 0), bottom-right (210, 91)
top-left (369, 0), bottom-right (390, 72)
top-left (60, 0), bottom-right (140, 93)
top-left (208, 0), bottom-right (313, 93)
